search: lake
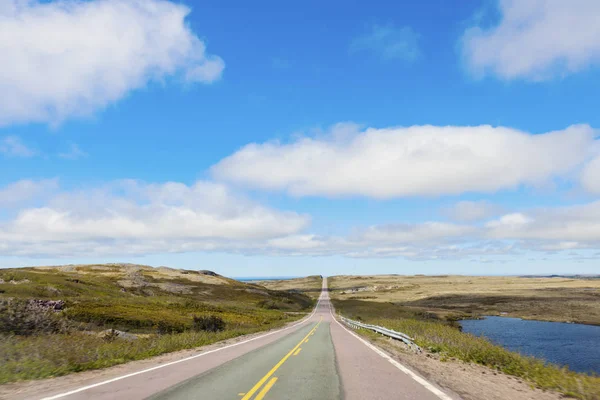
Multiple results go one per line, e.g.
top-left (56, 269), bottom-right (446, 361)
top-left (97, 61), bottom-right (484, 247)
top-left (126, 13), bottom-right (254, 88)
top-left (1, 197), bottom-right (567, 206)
top-left (460, 316), bottom-right (600, 375)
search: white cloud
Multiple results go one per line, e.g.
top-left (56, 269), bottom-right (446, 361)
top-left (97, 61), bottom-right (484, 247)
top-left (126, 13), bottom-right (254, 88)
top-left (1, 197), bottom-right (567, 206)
top-left (351, 24), bottom-right (419, 61)
top-left (462, 0), bottom-right (600, 80)
top-left (581, 155), bottom-right (600, 194)
top-left (486, 202), bottom-right (600, 244)
top-left (5, 179), bottom-right (600, 260)
top-left (0, 136), bottom-right (37, 157)
top-left (59, 143), bottom-right (88, 160)
top-left (267, 201), bottom-right (600, 259)
top-left (358, 222), bottom-right (475, 244)
top-left (0, 0), bottom-right (224, 126)
top-left (0, 180), bottom-right (309, 257)
top-left (212, 123), bottom-right (597, 198)
top-left (0, 179), bottom-right (59, 207)
top-left (443, 200), bottom-right (503, 222)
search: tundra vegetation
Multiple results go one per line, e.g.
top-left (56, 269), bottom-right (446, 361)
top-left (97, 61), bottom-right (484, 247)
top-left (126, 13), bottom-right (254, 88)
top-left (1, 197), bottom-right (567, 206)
top-left (0, 264), bottom-right (313, 384)
top-left (251, 275), bottom-right (324, 299)
top-left (329, 274), bottom-right (600, 325)
top-left (328, 275), bottom-right (600, 400)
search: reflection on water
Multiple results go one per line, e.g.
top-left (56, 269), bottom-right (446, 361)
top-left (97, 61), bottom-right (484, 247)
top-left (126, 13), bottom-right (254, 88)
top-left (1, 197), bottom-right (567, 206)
top-left (460, 316), bottom-right (600, 375)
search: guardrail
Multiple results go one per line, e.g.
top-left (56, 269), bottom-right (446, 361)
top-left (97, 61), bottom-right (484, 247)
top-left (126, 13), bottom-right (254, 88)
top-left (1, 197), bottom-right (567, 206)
top-left (340, 316), bottom-right (422, 352)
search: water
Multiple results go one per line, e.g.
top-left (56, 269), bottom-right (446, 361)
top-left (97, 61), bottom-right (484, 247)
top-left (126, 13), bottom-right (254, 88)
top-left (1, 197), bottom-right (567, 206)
top-left (460, 316), bottom-right (600, 375)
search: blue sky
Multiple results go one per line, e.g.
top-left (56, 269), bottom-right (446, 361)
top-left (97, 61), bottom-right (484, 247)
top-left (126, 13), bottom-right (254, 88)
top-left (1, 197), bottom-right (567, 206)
top-left (2, 0), bottom-right (600, 276)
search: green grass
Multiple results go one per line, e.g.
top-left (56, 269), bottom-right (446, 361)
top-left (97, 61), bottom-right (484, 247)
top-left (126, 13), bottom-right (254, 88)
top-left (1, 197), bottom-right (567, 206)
top-left (0, 265), bottom-right (314, 383)
top-left (0, 322), bottom-right (296, 384)
top-left (333, 299), bottom-right (600, 400)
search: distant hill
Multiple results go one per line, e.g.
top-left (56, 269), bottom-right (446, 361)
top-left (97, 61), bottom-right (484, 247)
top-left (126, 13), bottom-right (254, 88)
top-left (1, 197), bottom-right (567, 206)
top-left (519, 274), bottom-right (600, 280)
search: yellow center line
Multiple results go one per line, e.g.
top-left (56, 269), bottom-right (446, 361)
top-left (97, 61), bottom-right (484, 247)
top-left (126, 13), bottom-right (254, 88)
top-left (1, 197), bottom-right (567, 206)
top-left (240, 320), bottom-right (321, 400)
top-left (254, 377), bottom-right (278, 400)
top-left (293, 348), bottom-right (302, 356)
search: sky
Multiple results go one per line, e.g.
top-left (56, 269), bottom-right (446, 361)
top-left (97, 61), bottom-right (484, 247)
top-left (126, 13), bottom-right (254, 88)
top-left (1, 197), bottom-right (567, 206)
top-left (2, 0), bottom-right (600, 277)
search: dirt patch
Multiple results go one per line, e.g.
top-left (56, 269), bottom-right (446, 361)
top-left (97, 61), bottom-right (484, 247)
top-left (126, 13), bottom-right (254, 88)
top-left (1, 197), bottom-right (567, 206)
top-left (154, 282), bottom-right (193, 294)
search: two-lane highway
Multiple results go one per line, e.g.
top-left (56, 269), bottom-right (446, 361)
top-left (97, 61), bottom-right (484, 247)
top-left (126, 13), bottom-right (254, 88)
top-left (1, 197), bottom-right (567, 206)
top-left (32, 278), bottom-right (454, 400)
top-left (151, 317), bottom-right (339, 400)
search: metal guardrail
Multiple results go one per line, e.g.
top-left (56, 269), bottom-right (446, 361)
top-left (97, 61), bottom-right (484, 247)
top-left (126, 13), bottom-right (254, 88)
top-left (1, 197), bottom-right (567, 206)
top-left (340, 316), bottom-right (422, 352)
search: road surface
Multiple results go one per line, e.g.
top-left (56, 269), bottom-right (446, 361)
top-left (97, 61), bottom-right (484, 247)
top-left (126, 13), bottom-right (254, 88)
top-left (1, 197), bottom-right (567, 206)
top-left (30, 278), bottom-right (454, 400)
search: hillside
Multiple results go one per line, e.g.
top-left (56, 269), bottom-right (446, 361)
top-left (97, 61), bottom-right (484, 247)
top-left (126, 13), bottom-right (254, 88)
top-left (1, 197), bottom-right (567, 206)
top-left (0, 264), bottom-right (313, 383)
top-left (253, 275), bottom-right (323, 299)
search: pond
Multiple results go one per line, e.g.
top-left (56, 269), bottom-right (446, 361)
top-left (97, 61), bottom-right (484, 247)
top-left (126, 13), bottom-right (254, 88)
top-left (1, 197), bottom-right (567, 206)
top-left (460, 316), bottom-right (600, 375)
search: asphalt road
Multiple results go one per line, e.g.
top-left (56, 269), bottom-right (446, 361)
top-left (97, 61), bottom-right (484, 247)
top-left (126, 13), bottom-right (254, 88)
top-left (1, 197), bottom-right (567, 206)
top-left (31, 278), bottom-right (454, 400)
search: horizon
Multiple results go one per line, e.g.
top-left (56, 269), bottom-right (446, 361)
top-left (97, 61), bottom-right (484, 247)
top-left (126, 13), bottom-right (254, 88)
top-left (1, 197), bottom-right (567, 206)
top-left (4, 262), bottom-right (599, 279)
top-left (2, 0), bottom-right (600, 276)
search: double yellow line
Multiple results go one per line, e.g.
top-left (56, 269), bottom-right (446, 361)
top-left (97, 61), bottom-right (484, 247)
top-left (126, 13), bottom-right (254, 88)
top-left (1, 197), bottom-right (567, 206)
top-left (240, 318), bottom-right (322, 400)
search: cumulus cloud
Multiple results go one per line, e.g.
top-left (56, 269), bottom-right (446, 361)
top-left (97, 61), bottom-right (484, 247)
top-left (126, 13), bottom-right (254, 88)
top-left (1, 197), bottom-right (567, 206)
top-left (444, 200), bottom-right (504, 222)
top-left (351, 24), bottom-right (420, 61)
top-left (358, 222), bottom-right (475, 244)
top-left (0, 0), bottom-right (224, 126)
top-left (486, 202), bottom-right (600, 245)
top-left (5, 178), bottom-right (600, 260)
top-left (0, 180), bottom-right (309, 257)
top-left (212, 123), bottom-right (597, 198)
top-left (269, 202), bottom-right (600, 259)
top-left (0, 136), bottom-right (37, 157)
top-left (581, 155), bottom-right (600, 194)
top-left (462, 0), bottom-right (600, 80)
top-left (0, 179), bottom-right (59, 207)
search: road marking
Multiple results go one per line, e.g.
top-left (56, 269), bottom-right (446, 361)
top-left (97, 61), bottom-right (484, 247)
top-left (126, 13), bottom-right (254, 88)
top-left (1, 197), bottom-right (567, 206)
top-left (39, 295), bottom-right (324, 400)
top-left (241, 321), bottom-right (321, 400)
top-left (328, 297), bottom-right (453, 400)
top-left (293, 348), bottom-right (302, 356)
top-left (238, 393), bottom-right (245, 396)
top-left (254, 377), bottom-right (278, 400)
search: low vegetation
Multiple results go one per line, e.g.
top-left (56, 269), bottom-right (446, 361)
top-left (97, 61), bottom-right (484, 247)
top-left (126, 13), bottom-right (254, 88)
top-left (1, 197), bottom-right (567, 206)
top-left (0, 264), bottom-right (314, 384)
top-left (253, 275), bottom-right (323, 299)
top-left (329, 274), bottom-right (600, 325)
top-left (333, 298), bottom-right (600, 400)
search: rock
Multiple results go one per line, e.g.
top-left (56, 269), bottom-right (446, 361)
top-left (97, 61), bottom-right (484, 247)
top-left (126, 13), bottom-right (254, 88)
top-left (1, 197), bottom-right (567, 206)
top-left (99, 329), bottom-right (138, 341)
top-left (27, 299), bottom-right (65, 311)
top-left (198, 270), bottom-right (218, 276)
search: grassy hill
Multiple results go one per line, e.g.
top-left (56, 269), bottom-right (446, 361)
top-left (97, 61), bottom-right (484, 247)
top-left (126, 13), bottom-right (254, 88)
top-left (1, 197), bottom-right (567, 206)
top-left (252, 275), bottom-right (323, 299)
top-left (0, 264), bottom-right (314, 383)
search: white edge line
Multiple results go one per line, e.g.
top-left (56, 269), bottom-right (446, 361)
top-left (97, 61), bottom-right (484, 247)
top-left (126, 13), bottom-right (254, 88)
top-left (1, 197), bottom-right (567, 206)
top-left (40, 295), bottom-right (323, 400)
top-left (328, 298), bottom-right (454, 400)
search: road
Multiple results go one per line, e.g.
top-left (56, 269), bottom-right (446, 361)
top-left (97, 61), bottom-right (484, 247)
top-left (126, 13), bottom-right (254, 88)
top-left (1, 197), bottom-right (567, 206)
top-left (31, 278), bottom-right (454, 400)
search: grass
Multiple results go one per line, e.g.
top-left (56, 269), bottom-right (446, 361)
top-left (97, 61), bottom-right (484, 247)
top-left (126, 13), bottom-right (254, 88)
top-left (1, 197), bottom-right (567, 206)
top-left (0, 321), bottom-right (295, 384)
top-left (0, 264), bottom-right (314, 384)
top-left (252, 275), bottom-right (323, 299)
top-left (329, 274), bottom-right (600, 325)
top-left (333, 298), bottom-right (600, 400)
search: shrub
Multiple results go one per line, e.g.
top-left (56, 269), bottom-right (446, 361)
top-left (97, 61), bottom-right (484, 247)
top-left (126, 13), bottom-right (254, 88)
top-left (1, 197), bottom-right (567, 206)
top-left (156, 321), bottom-right (186, 335)
top-left (257, 300), bottom-right (280, 310)
top-left (0, 299), bottom-right (68, 336)
top-left (192, 315), bottom-right (225, 332)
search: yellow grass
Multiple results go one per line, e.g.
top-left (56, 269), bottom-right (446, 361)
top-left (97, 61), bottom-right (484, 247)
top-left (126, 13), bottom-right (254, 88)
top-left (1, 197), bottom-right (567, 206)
top-left (254, 276), bottom-right (323, 299)
top-left (329, 275), bottom-right (600, 325)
